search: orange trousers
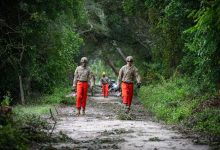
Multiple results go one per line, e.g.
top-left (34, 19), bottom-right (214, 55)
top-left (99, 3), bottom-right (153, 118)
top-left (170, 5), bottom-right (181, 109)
top-left (121, 82), bottom-right (134, 107)
top-left (76, 81), bottom-right (88, 109)
top-left (102, 84), bottom-right (109, 97)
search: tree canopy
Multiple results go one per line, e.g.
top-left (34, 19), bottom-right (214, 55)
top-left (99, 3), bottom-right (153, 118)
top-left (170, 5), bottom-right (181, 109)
top-left (1, 0), bottom-right (220, 103)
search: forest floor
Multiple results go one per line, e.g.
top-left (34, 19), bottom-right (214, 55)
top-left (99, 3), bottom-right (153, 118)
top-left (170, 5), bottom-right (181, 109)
top-left (45, 89), bottom-right (214, 150)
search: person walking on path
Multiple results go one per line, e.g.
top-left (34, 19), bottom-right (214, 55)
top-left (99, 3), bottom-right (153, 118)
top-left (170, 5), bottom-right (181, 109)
top-left (72, 57), bottom-right (94, 116)
top-left (117, 56), bottom-right (141, 113)
top-left (100, 72), bottom-right (109, 98)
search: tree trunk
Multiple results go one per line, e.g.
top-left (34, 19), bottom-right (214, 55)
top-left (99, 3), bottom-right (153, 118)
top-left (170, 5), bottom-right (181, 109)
top-left (112, 40), bottom-right (126, 62)
top-left (104, 57), bottom-right (118, 76)
top-left (25, 76), bottom-right (31, 96)
top-left (19, 75), bottom-right (25, 105)
top-left (116, 47), bottom-right (126, 62)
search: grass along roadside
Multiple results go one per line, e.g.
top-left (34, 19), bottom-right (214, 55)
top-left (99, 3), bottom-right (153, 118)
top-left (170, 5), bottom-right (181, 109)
top-left (14, 104), bottom-right (55, 117)
top-left (0, 86), bottom-right (75, 149)
top-left (30, 86), bottom-right (75, 105)
top-left (14, 86), bottom-right (75, 117)
top-left (138, 77), bottom-right (220, 138)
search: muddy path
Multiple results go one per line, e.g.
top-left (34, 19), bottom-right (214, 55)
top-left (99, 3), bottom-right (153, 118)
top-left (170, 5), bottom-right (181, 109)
top-left (51, 92), bottom-right (211, 150)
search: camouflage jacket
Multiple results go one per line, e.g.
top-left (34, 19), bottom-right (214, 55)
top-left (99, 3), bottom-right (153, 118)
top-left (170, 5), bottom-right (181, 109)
top-left (117, 64), bottom-right (141, 85)
top-left (100, 76), bottom-right (109, 84)
top-left (73, 66), bottom-right (94, 87)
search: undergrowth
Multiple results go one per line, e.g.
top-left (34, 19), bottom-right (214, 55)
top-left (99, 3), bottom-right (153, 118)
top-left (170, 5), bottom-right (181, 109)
top-left (31, 86), bottom-right (75, 105)
top-left (0, 86), bottom-right (75, 149)
top-left (139, 77), bottom-right (220, 136)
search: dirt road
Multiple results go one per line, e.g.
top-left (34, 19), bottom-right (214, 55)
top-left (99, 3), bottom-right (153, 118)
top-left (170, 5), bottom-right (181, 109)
top-left (50, 92), bottom-right (212, 150)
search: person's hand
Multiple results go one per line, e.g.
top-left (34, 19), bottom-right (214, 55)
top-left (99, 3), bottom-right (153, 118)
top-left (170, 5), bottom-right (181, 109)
top-left (136, 83), bottom-right (141, 89)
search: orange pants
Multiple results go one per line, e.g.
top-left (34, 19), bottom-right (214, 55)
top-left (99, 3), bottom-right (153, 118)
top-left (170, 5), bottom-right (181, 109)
top-left (121, 82), bottom-right (134, 107)
top-left (102, 84), bottom-right (109, 97)
top-left (76, 81), bottom-right (88, 109)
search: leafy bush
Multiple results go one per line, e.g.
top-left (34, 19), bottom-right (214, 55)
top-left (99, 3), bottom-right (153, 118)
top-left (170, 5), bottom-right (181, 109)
top-left (1, 92), bottom-right (12, 107)
top-left (182, 1), bottom-right (220, 90)
top-left (0, 113), bottom-right (52, 150)
top-left (0, 125), bottom-right (28, 150)
top-left (0, 0), bottom-right (84, 102)
top-left (189, 108), bottom-right (220, 135)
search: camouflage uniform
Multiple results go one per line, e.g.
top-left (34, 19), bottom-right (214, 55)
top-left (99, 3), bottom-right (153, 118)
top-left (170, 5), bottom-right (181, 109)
top-left (72, 57), bottom-right (94, 116)
top-left (117, 56), bottom-right (141, 113)
top-left (100, 76), bottom-right (109, 97)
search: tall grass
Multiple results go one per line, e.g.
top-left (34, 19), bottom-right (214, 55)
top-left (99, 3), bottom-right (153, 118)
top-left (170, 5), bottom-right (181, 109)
top-left (139, 77), bottom-right (220, 135)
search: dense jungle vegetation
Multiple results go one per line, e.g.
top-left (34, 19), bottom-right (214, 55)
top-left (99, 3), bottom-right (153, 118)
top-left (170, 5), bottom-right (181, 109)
top-left (0, 0), bottom-right (220, 149)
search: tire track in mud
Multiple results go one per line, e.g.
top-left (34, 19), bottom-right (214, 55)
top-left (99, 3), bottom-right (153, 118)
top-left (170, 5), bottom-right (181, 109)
top-left (52, 95), bottom-right (211, 150)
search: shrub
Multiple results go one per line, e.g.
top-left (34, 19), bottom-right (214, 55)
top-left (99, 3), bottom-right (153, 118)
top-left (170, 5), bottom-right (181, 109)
top-left (0, 125), bottom-right (28, 150)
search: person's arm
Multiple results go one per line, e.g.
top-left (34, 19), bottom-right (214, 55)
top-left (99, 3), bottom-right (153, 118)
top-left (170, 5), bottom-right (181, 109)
top-left (117, 67), bottom-right (123, 87)
top-left (107, 77), bottom-right (110, 84)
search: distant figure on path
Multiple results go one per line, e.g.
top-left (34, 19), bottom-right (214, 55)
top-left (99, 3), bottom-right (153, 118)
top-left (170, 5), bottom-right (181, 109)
top-left (100, 72), bottom-right (109, 98)
top-left (117, 56), bottom-right (141, 113)
top-left (72, 57), bottom-right (94, 116)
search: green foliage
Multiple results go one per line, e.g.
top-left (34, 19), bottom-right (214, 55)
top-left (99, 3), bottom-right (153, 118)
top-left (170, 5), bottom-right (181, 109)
top-left (90, 59), bottom-right (116, 82)
top-left (14, 105), bottom-right (53, 116)
top-left (121, 0), bottom-right (220, 90)
top-left (29, 18), bottom-right (82, 92)
top-left (0, 0), bottom-right (85, 102)
top-left (144, 0), bottom-right (167, 9)
top-left (15, 114), bottom-right (51, 142)
top-left (0, 125), bottom-right (28, 150)
top-left (0, 85), bottom-right (76, 149)
top-left (72, 0), bottom-right (87, 24)
top-left (122, 0), bottom-right (136, 15)
top-left (0, 112), bottom-right (53, 150)
top-left (139, 77), bottom-right (197, 122)
top-left (38, 86), bottom-right (75, 105)
top-left (122, 0), bottom-right (147, 16)
top-left (122, 0), bottom-right (189, 77)
top-left (1, 92), bottom-right (12, 106)
top-left (0, 111), bottom-right (74, 149)
top-left (149, 0), bottom-right (192, 77)
top-left (192, 108), bottom-right (220, 135)
top-left (1, 0), bottom-right (219, 142)
top-left (14, 86), bottom-right (74, 119)
top-left (143, 63), bottom-right (168, 83)
top-left (182, 0), bottom-right (220, 90)
top-left (139, 77), bottom-right (220, 135)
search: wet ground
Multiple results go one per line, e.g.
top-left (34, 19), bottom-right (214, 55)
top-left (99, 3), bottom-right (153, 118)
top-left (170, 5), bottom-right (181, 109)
top-left (50, 92), bottom-right (213, 150)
